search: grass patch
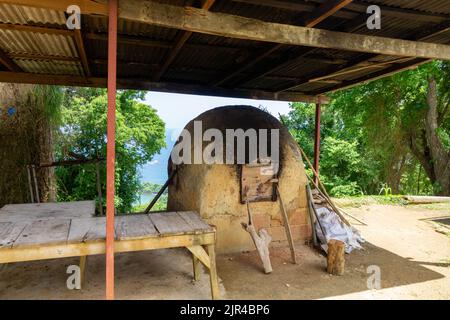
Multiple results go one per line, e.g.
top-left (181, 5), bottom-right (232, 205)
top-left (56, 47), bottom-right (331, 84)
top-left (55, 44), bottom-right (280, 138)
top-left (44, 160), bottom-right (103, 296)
top-left (333, 195), bottom-right (409, 208)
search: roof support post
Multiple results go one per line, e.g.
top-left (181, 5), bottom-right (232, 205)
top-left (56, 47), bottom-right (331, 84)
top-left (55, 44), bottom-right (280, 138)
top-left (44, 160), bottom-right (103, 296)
top-left (314, 102), bottom-right (321, 184)
top-left (106, 0), bottom-right (118, 301)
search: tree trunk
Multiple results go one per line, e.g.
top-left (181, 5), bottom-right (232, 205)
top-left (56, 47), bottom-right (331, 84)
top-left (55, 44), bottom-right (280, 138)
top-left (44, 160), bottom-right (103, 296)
top-left (409, 78), bottom-right (450, 196)
top-left (425, 78), bottom-right (450, 195)
top-left (0, 84), bottom-right (55, 206)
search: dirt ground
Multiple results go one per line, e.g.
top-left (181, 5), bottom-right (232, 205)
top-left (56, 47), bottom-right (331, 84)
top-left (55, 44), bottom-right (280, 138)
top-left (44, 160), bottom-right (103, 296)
top-left (0, 203), bottom-right (449, 300)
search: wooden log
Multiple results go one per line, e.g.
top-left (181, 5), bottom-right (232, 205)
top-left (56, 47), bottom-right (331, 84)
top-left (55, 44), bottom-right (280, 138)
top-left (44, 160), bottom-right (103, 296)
top-left (403, 195), bottom-right (450, 204)
top-left (242, 200), bottom-right (273, 273)
top-left (327, 239), bottom-right (345, 276)
top-left (242, 223), bottom-right (273, 274)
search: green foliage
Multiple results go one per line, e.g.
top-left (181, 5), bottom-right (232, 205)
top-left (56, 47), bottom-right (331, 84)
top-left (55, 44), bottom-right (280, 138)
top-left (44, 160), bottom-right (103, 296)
top-left (133, 193), bottom-right (168, 212)
top-left (378, 183), bottom-right (392, 197)
top-left (142, 182), bottom-right (164, 193)
top-left (284, 61), bottom-right (450, 196)
top-left (55, 88), bottom-right (166, 213)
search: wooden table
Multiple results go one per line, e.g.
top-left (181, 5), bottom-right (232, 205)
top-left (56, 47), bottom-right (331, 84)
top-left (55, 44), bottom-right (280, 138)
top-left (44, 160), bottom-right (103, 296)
top-left (0, 203), bottom-right (219, 299)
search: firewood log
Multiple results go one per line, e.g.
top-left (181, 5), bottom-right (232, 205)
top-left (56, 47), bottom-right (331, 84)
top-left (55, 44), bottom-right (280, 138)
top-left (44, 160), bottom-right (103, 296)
top-left (327, 239), bottom-right (345, 275)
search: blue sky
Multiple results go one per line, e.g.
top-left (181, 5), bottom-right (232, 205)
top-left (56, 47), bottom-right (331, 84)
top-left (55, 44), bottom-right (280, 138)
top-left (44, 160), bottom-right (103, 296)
top-left (144, 91), bottom-right (292, 131)
top-left (138, 91), bottom-right (294, 186)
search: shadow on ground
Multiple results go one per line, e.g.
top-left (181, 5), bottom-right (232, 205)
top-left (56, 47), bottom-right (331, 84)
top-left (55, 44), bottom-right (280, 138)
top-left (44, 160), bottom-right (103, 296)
top-left (0, 240), bottom-right (446, 300)
top-left (216, 241), bottom-right (446, 300)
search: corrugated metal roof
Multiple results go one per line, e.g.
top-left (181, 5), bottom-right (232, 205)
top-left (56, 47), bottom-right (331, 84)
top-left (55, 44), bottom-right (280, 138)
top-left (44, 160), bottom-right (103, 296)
top-left (0, 29), bottom-right (78, 57)
top-left (0, 3), bottom-right (66, 25)
top-left (15, 59), bottom-right (83, 76)
top-left (0, 0), bottom-right (449, 97)
top-left (360, 0), bottom-right (450, 15)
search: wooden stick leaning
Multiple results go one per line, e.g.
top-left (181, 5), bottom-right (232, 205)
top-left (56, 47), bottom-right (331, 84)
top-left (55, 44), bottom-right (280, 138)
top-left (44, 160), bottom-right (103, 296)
top-left (306, 184), bottom-right (327, 245)
top-left (144, 169), bottom-right (178, 214)
top-left (275, 185), bottom-right (297, 264)
top-left (298, 148), bottom-right (351, 227)
top-left (304, 171), bottom-right (349, 227)
top-left (306, 184), bottom-right (318, 248)
top-left (242, 200), bottom-right (273, 274)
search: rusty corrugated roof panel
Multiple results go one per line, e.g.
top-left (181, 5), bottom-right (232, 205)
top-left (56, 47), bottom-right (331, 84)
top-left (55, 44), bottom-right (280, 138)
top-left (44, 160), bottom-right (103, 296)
top-left (15, 59), bottom-right (83, 76)
top-left (0, 29), bottom-right (78, 57)
top-left (0, 3), bottom-right (66, 25)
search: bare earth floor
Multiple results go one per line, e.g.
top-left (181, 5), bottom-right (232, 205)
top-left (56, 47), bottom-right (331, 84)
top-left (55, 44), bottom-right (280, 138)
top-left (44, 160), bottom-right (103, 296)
top-left (0, 203), bottom-right (449, 300)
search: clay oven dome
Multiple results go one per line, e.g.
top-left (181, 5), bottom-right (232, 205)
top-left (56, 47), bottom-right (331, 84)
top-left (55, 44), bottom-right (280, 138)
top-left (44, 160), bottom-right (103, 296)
top-left (168, 106), bottom-right (311, 253)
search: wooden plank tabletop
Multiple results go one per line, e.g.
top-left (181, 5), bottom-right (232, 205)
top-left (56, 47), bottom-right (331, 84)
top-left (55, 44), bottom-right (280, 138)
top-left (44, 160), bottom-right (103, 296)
top-left (13, 219), bottom-right (71, 248)
top-left (0, 210), bottom-right (213, 250)
top-left (0, 201), bottom-right (96, 222)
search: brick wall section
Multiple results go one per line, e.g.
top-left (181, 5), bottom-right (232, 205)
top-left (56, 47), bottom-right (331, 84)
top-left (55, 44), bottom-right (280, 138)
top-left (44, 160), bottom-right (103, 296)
top-left (250, 208), bottom-right (312, 244)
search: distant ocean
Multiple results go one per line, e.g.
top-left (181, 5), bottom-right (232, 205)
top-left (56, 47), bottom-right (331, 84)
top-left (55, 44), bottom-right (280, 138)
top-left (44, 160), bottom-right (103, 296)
top-left (137, 129), bottom-right (178, 205)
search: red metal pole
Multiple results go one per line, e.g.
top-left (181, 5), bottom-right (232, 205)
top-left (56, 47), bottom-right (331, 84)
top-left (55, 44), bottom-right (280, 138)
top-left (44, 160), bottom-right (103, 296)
top-left (313, 102), bottom-right (321, 184)
top-left (106, 0), bottom-right (118, 301)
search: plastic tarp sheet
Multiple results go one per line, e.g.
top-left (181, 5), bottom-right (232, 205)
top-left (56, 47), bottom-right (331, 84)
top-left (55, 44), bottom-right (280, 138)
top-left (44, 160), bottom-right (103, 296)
top-left (315, 207), bottom-right (365, 253)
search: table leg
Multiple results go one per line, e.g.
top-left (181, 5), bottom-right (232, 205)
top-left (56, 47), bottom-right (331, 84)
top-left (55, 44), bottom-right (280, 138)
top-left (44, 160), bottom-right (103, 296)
top-left (207, 244), bottom-right (220, 300)
top-left (79, 256), bottom-right (87, 289)
top-left (192, 254), bottom-right (201, 281)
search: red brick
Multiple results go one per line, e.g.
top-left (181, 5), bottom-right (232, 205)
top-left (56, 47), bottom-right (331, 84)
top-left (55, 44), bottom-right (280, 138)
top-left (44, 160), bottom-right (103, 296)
top-left (268, 224), bottom-right (312, 242)
top-left (270, 218), bottom-right (282, 227)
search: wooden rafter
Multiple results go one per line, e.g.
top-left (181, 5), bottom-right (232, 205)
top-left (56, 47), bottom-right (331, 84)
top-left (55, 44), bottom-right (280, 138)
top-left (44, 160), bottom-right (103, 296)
top-left (236, 12), bottom-right (368, 88)
top-left (152, 0), bottom-right (216, 82)
top-left (301, 0), bottom-right (353, 27)
top-left (277, 20), bottom-right (450, 93)
top-left (74, 30), bottom-right (91, 77)
top-left (0, 71), bottom-right (328, 104)
top-left (85, 32), bottom-right (248, 53)
top-left (316, 58), bottom-right (430, 94)
top-left (214, 0), bottom-right (353, 86)
top-left (10, 53), bottom-right (79, 62)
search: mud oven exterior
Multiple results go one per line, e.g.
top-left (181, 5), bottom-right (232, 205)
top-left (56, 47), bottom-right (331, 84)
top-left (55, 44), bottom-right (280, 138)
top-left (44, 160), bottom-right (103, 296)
top-left (168, 106), bottom-right (312, 253)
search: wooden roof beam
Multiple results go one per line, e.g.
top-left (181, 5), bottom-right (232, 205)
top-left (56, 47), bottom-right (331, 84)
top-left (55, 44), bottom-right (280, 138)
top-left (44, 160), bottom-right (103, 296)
top-left (10, 53), bottom-right (79, 61)
top-left (277, 19), bottom-right (450, 93)
top-left (74, 30), bottom-right (91, 77)
top-left (0, 71), bottom-right (328, 104)
top-left (235, 13), bottom-right (368, 87)
top-left (214, 0), bottom-right (353, 86)
top-left (152, 0), bottom-right (216, 82)
top-left (116, 1), bottom-right (450, 60)
top-left (316, 58), bottom-right (430, 94)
